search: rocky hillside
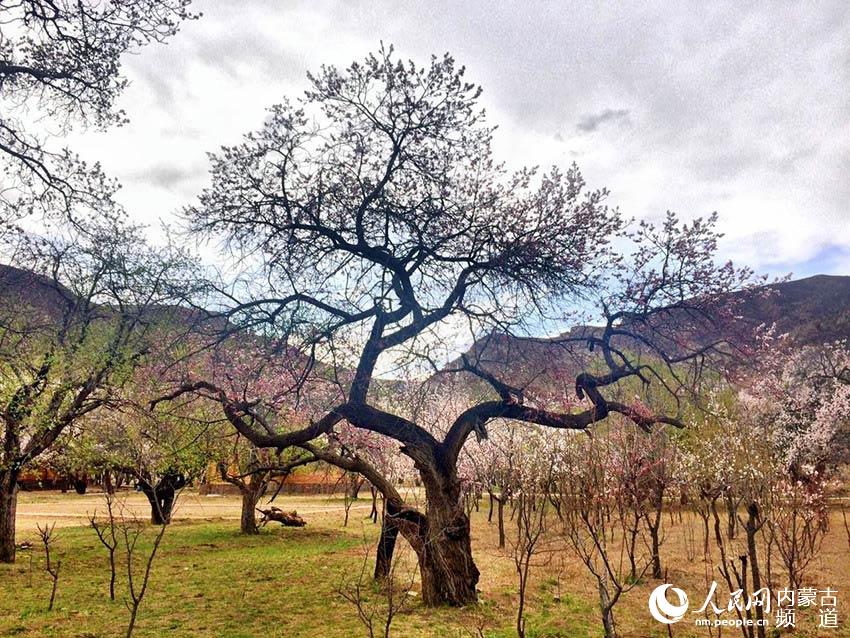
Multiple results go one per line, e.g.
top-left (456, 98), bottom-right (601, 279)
top-left (447, 274), bottom-right (850, 390)
top-left (731, 274), bottom-right (850, 345)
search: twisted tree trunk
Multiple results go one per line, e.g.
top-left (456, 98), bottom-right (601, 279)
top-left (416, 462), bottom-right (479, 606)
top-left (138, 472), bottom-right (185, 525)
top-left (417, 510), bottom-right (478, 605)
top-left (240, 482), bottom-right (263, 535)
top-left (295, 437), bottom-right (479, 606)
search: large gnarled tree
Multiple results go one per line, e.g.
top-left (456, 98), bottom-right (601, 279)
top-left (183, 47), bottom-right (756, 605)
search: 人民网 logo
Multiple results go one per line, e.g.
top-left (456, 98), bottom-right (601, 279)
top-left (649, 584), bottom-right (689, 624)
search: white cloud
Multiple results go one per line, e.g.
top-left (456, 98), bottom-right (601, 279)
top-left (65, 0), bottom-right (850, 276)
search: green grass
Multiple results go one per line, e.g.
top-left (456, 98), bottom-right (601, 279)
top-left (2, 523), bottom-right (374, 638)
top-left (1, 520), bottom-right (518, 638)
top-left (3, 498), bottom-right (849, 638)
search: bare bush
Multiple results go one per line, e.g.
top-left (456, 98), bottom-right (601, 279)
top-left (119, 492), bottom-right (178, 638)
top-left (338, 535), bottom-right (417, 638)
top-left (89, 492), bottom-right (120, 600)
top-left (36, 523), bottom-right (61, 611)
top-left (512, 490), bottom-right (550, 638)
top-left (766, 480), bottom-right (829, 591)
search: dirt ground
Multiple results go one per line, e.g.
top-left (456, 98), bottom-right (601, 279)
top-left (14, 489), bottom-right (374, 534)
top-left (7, 490), bottom-right (850, 637)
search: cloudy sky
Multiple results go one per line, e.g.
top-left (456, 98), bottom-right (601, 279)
top-left (69, 0), bottom-right (850, 278)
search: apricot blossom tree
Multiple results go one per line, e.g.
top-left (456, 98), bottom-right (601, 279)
top-left (176, 47), bottom-right (757, 605)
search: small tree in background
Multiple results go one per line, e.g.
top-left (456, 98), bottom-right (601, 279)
top-left (89, 492), bottom-right (120, 600)
top-left (465, 422), bottom-right (524, 550)
top-left (36, 522), bottom-right (61, 611)
top-left (217, 439), bottom-right (317, 535)
top-left (608, 424), bottom-right (678, 580)
top-left (73, 392), bottom-right (216, 525)
top-left (552, 433), bottom-right (654, 638)
top-left (767, 479), bottom-right (829, 592)
top-left (508, 429), bottom-right (555, 638)
top-left (0, 211), bottom-right (191, 561)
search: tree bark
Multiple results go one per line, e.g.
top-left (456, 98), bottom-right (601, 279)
top-left (295, 438), bottom-right (479, 606)
top-left (744, 503), bottom-right (766, 638)
top-left (103, 471), bottom-right (115, 495)
top-left (157, 490), bottom-right (175, 525)
top-left (598, 578), bottom-right (618, 638)
top-left (369, 485), bottom-right (378, 524)
top-left (0, 470), bottom-right (18, 563)
top-left (625, 522), bottom-right (639, 581)
top-left (144, 488), bottom-right (171, 525)
top-left (73, 474), bottom-right (87, 495)
top-left (138, 473), bottom-right (185, 525)
top-left (699, 509), bottom-right (710, 557)
top-left (416, 467), bottom-right (479, 606)
top-left (497, 496), bottom-right (506, 549)
top-left (349, 476), bottom-right (364, 500)
top-left (725, 494), bottom-right (737, 539)
top-left (374, 510), bottom-right (400, 580)
top-left (646, 483), bottom-right (665, 579)
top-left (417, 518), bottom-right (478, 606)
top-left (139, 482), bottom-right (158, 524)
top-left (240, 484), bottom-right (261, 535)
top-left (649, 524), bottom-right (661, 579)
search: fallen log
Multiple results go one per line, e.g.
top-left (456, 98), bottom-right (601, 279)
top-left (257, 507), bottom-right (306, 527)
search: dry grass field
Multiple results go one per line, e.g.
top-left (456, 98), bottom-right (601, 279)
top-left (1, 490), bottom-right (848, 638)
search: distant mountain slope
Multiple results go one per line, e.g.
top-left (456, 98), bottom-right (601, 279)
top-left (3, 263), bottom-right (848, 380)
top-left (0, 264), bottom-right (76, 322)
top-left (734, 274), bottom-right (850, 345)
top-left (445, 274), bottom-right (850, 391)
